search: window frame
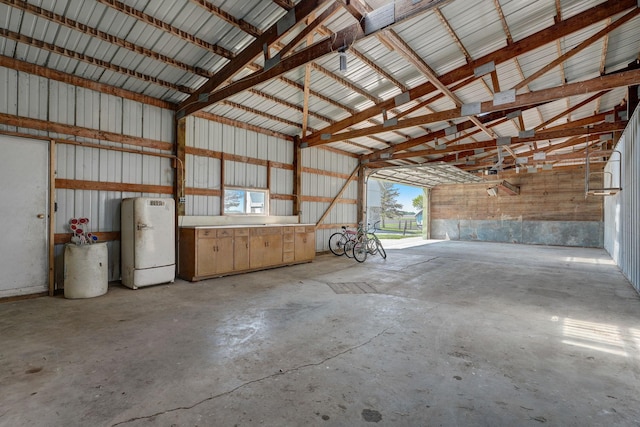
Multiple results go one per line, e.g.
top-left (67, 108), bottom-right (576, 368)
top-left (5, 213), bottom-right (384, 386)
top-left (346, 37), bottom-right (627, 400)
top-left (223, 187), bottom-right (269, 216)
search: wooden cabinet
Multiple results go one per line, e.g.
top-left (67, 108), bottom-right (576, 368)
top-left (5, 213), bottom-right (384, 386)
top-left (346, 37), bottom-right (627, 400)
top-left (250, 227), bottom-right (282, 269)
top-left (294, 226), bottom-right (316, 261)
top-left (196, 229), bottom-right (234, 277)
top-left (179, 224), bottom-right (315, 281)
top-left (234, 228), bottom-right (250, 271)
top-left (283, 227), bottom-right (295, 263)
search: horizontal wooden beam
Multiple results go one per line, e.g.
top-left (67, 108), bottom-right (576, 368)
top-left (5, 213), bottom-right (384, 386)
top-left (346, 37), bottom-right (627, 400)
top-left (302, 196), bottom-right (357, 204)
top-left (56, 179), bottom-right (173, 194)
top-left (320, 68), bottom-right (640, 146)
top-left (54, 232), bottom-right (120, 245)
top-left (186, 188), bottom-right (222, 197)
top-left (0, 113), bottom-right (173, 151)
top-left (0, 55), bottom-right (175, 110)
top-left (389, 121), bottom-right (626, 159)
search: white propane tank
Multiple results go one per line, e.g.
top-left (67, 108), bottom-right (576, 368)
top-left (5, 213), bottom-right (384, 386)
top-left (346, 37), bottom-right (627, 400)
top-left (64, 242), bottom-right (108, 299)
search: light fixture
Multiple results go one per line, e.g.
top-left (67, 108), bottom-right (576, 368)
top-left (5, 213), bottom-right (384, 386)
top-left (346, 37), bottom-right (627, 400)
top-left (339, 49), bottom-right (347, 73)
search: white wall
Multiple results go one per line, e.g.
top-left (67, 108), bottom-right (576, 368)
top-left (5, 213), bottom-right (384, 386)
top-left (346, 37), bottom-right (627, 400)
top-left (604, 106), bottom-right (640, 294)
top-left (0, 66), bottom-right (175, 284)
top-left (184, 118), bottom-right (360, 252)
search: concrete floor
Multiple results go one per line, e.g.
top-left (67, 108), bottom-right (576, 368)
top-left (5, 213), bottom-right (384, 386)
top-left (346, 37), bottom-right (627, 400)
top-left (1, 240), bottom-right (640, 426)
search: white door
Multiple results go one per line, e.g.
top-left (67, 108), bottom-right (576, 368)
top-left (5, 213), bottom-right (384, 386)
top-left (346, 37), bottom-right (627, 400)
top-left (0, 135), bottom-right (49, 297)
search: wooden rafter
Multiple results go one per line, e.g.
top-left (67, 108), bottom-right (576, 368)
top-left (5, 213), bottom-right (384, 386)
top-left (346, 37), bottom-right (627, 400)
top-left (350, 48), bottom-right (409, 92)
top-left (390, 121), bottom-right (625, 160)
top-left (434, 7), bottom-right (471, 62)
top-left (0, 0), bottom-right (217, 81)
top-left (311, 62), bottom-right (380, 103)
top-left (188, 0), bottom-right (262, 38)
top-left (1, 0), bottom-right (360, 141)
top-left (513, 7), bottom-right (640, 92)
top-left (493, 0), bottom-right (513, 44)
top-left (0, 28), bottom-right (193, 94)
top-left (535, 90), bottom-right (611, 130)
top-left (377, 29), bottom-right (495, 139)
top-left (362, 108), bottom-right (524, 163)
top-left (0, 55), bottom-right (174, 110)
top-left (310, 68), bottom-right (640, 146)
top-left (273, 0), bottom-right (295, 10)
top-left (93, 0), bottom-right (234, 59)
top-left (178, 0), bottom-right (332, 117)
top-left (278, 3), bottom-right (342, 59)
top-left (337, 0), bottom-right (370, 22)
top-left (301, 0), bottom-right (636, 145)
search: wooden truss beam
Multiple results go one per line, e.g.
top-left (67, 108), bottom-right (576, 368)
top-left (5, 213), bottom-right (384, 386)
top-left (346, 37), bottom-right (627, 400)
top-left (313, 68), bottom-right (640, 146)
top-left (513, 7), bottom-right (640, 92)
top-left (301, 0), bottom-right (637, 145)
top-left (178, 0), bottom-right (331, 117)
top-left (389, 122), bottom-right (626, 159)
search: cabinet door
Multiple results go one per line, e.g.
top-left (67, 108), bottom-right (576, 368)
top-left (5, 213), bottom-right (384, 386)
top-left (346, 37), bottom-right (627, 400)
top-left (249, 235), bottom-right (267, 269)
top-left (265, 234), bottom-right (283, 265)
top-left (196, 238), bottom-right (218, 277)
top-left (215, 237), bottom-right (235, 274)
top-left (196, 237), bottom-right (234, 276)
top-left (295, 230), bottom-right (316, 261)
top-left (234, 236), bottom-right (249, 270)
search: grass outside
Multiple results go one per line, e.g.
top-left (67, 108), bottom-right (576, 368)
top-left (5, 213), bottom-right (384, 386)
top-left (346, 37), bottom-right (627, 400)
top-left (374, 215), bottom-right (422, 239)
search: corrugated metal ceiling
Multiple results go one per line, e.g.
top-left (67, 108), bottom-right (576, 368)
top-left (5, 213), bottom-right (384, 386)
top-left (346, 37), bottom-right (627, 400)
top-left (1, 0), bottom-right (639, 186)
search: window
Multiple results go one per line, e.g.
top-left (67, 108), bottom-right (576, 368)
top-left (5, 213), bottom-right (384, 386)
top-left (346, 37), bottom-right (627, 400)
top-left (223, 188), bottom-right (268, 215)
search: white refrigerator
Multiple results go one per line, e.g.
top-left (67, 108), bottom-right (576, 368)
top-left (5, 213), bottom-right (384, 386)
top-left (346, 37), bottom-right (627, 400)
top-left (121, 197), bottom-right (175, 289)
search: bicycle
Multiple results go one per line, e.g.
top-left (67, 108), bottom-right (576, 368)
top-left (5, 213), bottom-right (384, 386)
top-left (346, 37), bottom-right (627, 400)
top-left (328, 224), bottom-right (361, 258)
top-left (352, 221), bottom-right (387, 263)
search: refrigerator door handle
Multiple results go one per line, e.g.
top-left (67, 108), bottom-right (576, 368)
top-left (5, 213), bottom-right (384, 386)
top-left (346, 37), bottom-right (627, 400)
top-left (137, 223), bottom-right (153, 230)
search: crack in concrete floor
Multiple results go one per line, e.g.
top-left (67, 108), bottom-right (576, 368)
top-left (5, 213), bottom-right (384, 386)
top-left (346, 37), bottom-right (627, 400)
top-left (111, 327), bottom-right (391, 426)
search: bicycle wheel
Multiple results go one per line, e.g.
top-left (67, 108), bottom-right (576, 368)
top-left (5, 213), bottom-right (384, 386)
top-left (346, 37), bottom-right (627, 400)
top-left (344, 239), bottom-right (355, 258)
top-left (366, 233), bottom-right (378, 255)
top-left (329, 233), bottom-right (347, 256)
top-left (353, 241), bottom-right (368, 263)
top-left (375, 237), bottom-right (387, 259)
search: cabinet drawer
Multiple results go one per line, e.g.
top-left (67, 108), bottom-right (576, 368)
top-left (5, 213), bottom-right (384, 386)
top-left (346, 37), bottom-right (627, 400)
top-left (234, 228), bottom-right (249, 237)
top-left (295, 226), bottom-right (315, 233)
top-left (250, 227), bottom-right (281, 236)
top-left (283, 232), bottom-right (294, 243)
top-left (216, 229), bottom-right (233, 238)
top-left (197, 229), bottom-right (216, 238)
top-left (283, 242), bottom-right (294, 253)
top-left (283, 252), bottom-right (295, 263)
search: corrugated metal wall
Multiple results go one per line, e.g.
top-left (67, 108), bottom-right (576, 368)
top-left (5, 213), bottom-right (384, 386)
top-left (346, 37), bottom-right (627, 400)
top-left (185, 117), bottom-right (360, 252)
top-left (0, 66), bottom-right (175, 284)
top-left (301, 147), bottom-right (359, 252)
top-left (1, 66), bottom-right (362, 287)
top-left (604, 106), bottom-right (639, 294)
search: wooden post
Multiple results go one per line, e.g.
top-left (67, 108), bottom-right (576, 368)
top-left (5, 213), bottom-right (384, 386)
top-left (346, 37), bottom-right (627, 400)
top-left (293, 136), bottom-right (302, 218)
top-left (175, 118), bottom-right (186, 216)
top-left (357, 163), bottom-right (366, 225)
top-left (220, 153), bottom-right (225, 215)
top-left (48, 140), bottom-right (56, 296)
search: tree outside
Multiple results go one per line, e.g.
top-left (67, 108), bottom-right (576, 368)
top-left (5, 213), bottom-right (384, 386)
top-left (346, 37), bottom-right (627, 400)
top-left (412, 194), bottom-right (423, 211)
top-left (379, 181), bottom-right (403, 227)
